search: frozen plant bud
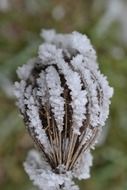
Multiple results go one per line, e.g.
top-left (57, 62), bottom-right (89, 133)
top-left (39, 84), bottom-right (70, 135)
top-left (14, 29), bottom-right (113, 190)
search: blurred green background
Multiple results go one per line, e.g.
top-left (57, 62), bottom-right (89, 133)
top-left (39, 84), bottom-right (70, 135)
top-left (0, 0), bottom-right (127, 190)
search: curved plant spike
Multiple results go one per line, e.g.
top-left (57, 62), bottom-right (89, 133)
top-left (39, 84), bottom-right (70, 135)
top-left (14, 30), bottom-right (113, 190)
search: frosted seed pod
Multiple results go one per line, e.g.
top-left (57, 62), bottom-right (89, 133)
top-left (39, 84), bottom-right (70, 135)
top-left (14, 29), bottom-right (113, 190)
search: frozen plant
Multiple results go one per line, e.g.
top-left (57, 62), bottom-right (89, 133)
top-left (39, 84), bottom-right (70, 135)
top-left (14, 29), bottom-right (113, 190)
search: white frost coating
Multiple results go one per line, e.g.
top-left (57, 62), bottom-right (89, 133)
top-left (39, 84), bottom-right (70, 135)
top-left (96, 71), bottom-right (113, 126)
top-left (82, 68), bottom-right (100, 127)
top-left (55, 57), bottom-right (88, 134)
top-left (73, 150), bottom-right (93, 180)
top-left (38, 43), bottom-right (62, 65)
top-left (71, 54), bottom-right (98, 72)
top-left (74, 55), bottom-right (114, 122)
top-left (24, 150), bottom-right (79, 190)
top-left (24, 91), bottom-right (50, 152)
top-left (45, 66), bottom-right (65, 131)
top-left (41, 30), bottom-right (96, 60)
top-left (16, 59), bottom-right (35, 80)
top-left (23, 85), bottom-right (33, 104)
top-left (41, 29), bottom-right (56, 43)
top-left (14, 80), bottom-right (26, 113)
top-left (36, 71), bottom-right (47, 104)
top-left (70, 31), bottom-right (96, 59)
top-left (71, 54), bottom-right (113, 127)
top-left (71, 58), bottom-right (100, 127)
top-left (80, 128), bottom-right (93, 146)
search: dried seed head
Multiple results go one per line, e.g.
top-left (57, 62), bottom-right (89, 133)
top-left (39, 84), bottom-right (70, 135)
top-left (14, 30), bottom-right (113, 190)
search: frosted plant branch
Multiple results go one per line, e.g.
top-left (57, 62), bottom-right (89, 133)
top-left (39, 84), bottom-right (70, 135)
top-left (14, 29), bottom-right (113, 190)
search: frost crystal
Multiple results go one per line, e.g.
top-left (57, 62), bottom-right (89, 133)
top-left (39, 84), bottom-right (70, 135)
top-left (14, 29), bottom-right (113, 190)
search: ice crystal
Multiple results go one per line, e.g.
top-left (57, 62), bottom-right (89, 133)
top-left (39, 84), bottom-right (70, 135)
top-left (14, 29), bottom-right (113, 190)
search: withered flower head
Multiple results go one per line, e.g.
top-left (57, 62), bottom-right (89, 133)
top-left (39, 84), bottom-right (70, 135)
top-left (14, 30), bottom-right (113, 190)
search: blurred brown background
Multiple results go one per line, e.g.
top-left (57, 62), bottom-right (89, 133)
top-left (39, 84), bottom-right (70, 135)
top-left (0, 0), bottom-right (127, 190)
